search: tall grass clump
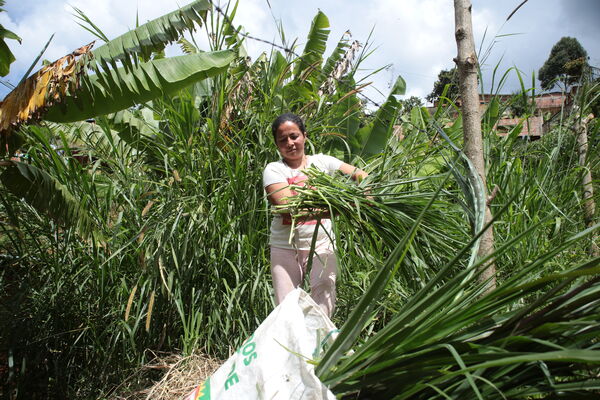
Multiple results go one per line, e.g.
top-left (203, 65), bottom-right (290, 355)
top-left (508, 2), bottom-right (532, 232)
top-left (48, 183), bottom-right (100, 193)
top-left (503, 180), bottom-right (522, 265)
top-left (308, 67), bottom-right (600, 399)
top-left (483, 75), bottom-right (600, 276)
top-left (316, 222), bottom-right (600, 398)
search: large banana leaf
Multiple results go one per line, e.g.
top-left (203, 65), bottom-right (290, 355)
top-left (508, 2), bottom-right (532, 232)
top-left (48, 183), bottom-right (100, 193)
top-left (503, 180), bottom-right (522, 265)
top-left (354, 75), bottom-right (406, 158)
top-left (44, 50), bottom-right (235, 123)
top-left (0, 0), bottom-right (21, 77)
top-left (0, 26), bottom-right (20, 77)
top-left (0, 161), bottom-right (100, 240)
top-left (324, 78), bottom-right (362, 160)
top-left (91, 0), bottom-right (211, 71)
top-left (293, 11), bottom-right (330, 82)
top-left (0, 1), bottom-right (215, 134)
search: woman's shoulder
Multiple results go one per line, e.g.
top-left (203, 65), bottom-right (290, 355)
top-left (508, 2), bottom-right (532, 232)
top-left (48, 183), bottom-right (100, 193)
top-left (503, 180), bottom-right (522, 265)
top-left (310, 153), bottom-right (340, 161)
top-left (263, 159), bottom-right (287, 177)
top-left (309, 154), bottom-right (343, 170)
top-left (264, 159), bottom-right (285, 169)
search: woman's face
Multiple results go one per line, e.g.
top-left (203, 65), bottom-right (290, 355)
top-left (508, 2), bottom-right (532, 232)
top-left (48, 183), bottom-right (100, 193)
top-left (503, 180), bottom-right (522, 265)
top-left (275, 121), bottom-right (306, 163)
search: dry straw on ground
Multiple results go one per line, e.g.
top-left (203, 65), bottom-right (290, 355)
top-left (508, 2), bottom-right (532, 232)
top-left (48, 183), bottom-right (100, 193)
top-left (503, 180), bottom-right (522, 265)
top-left (110, 352), bottom-right (222, 400)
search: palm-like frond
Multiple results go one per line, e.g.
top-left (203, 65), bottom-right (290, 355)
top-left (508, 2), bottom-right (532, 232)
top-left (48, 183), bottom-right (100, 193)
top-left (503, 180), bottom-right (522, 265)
top-left (316, 32), bottom-right (353, 95)
top-left (178, 38), bottom-right (198, 54)
top-left (0, 161), bottom-right (100, 240)
top-left (320, 33), bottom-right (350, 85)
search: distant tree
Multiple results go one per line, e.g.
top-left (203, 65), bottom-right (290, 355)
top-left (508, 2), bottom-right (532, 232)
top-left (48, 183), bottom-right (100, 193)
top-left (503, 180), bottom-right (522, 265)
top-left (426, 68), bottom-right (460, 104)
top-left (538, 37), bottom-right (589, 91)
top-left (399, 96), bottom-right (424, 112)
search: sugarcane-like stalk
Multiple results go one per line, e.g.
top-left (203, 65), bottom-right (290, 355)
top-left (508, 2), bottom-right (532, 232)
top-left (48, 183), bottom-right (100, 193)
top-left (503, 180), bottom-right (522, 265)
top-left (576, 112), bottom-right (599, 256)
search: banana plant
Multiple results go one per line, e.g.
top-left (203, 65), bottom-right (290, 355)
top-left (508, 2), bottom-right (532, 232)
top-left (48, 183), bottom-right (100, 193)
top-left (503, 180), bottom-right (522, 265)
top-left (292, 11), bottom-right (332, 85)
top-left (278, 11), bottom-right (354, 110)
top-left (0, 0), bottom-right (236, 238)
top-left (0, 0), bottom-right (233, 132)
top-left (44, 50), bottom-right (235, 123)
top-left (353, 76), bottom-right (406, 159)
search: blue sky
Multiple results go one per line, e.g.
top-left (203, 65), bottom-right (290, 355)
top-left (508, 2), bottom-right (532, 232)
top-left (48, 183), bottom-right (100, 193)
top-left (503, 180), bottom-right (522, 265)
top-left (1, 0), bottom-right (599, 105)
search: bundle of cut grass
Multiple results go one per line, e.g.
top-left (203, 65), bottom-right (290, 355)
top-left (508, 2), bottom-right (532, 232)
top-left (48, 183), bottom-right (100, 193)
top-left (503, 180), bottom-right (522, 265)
top-left (277, 167), bottom-right (470, 275)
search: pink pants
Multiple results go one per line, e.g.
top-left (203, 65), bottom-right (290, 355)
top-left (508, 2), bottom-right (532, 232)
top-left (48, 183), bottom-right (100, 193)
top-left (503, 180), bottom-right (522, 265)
top-left (270, 245), bottom-right (337, 317)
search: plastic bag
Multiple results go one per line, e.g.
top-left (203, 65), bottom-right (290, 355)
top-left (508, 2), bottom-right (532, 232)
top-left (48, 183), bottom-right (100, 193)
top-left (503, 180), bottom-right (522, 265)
top-left (185, 288), bottom-right (337, 399)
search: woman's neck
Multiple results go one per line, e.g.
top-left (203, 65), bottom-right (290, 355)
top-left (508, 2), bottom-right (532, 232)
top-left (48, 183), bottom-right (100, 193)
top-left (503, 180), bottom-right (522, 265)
top-left (283, 155), bottom-right (307, 170)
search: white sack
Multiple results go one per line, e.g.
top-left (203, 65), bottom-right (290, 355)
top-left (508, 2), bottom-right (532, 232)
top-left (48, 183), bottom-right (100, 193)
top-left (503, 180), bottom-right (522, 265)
top-left (185, 288), bottom-right (337, 400)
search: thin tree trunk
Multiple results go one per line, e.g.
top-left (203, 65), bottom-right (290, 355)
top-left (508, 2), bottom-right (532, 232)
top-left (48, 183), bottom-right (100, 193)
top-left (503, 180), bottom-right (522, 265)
top-left (453, 0), bottom-right (496, 290)
top-left (576, 112), bottom-right (599, 257)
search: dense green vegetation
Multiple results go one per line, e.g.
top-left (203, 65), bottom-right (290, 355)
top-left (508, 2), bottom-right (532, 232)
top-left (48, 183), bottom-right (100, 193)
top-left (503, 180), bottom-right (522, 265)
top-left (0, 1), bottom-right (599, 398)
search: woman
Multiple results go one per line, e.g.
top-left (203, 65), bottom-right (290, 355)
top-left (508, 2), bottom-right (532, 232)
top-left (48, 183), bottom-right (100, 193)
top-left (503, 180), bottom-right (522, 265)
top-left (263, 112), bottom-right (367, 317)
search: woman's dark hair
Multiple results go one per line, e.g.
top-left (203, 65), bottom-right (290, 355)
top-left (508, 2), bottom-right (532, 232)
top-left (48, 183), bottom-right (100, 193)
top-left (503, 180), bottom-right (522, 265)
top-left (271, 113), bottom-right (306, 140)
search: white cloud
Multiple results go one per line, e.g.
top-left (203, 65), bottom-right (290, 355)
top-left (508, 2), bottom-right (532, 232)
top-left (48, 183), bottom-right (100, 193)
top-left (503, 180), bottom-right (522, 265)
top-left (363, 0), bottom-right (456, 100)
top-left (230, 0), bottom-right (274, 55)
top-left (1, 0), bottom-right (597, 101)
